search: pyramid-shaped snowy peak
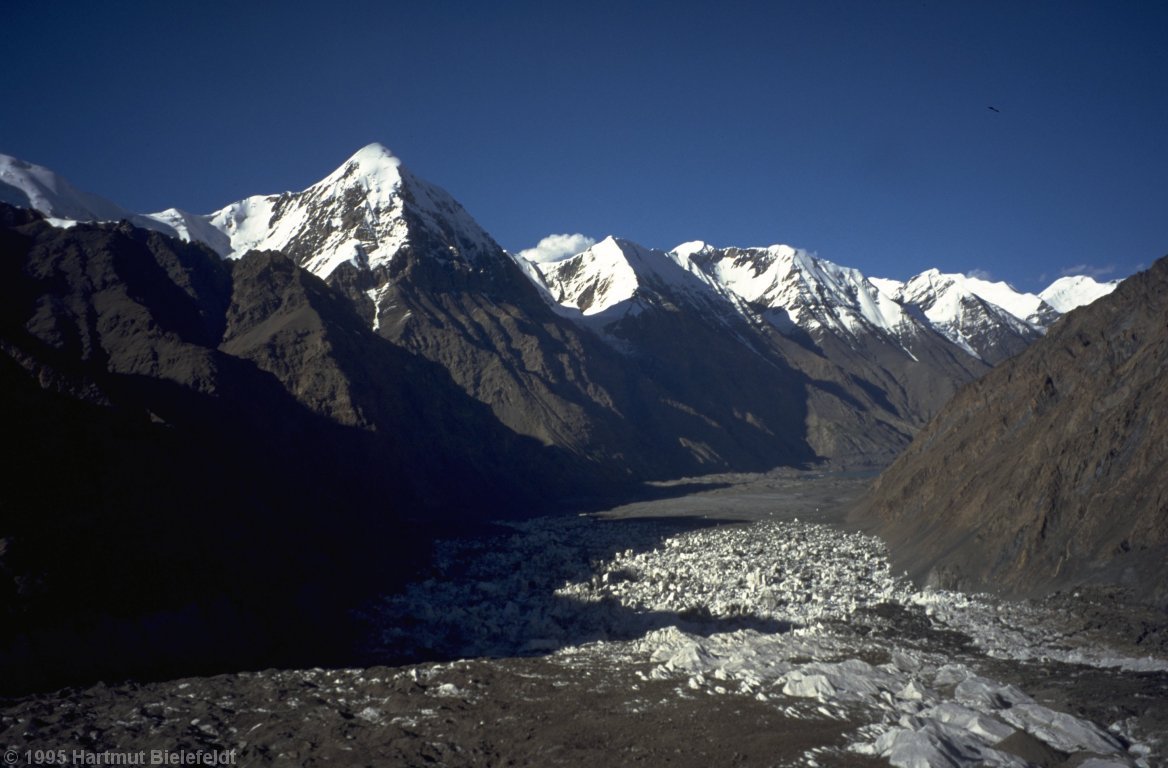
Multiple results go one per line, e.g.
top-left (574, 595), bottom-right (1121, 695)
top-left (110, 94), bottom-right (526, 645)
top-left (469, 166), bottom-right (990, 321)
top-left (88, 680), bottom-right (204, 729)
top-left (195, 144), bottom-right (498, 278)
top-left (537, 236), bottom-right (736, 317)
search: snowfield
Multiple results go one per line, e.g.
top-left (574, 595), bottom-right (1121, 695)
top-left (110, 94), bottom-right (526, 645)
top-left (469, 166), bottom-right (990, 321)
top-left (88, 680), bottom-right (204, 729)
top-left (369, 514), bottom-right (1162, 767)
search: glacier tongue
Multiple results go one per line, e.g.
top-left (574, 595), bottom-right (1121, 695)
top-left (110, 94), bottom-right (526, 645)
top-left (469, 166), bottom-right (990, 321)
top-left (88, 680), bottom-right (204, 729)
top-left (368, 510), bottom-right (1155, 767)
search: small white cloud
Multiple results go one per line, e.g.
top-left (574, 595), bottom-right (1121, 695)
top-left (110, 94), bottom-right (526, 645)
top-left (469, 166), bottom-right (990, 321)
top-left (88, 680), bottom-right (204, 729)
top-left (517, 233), bottom-right (596, 263)
top-left (967, 268), bottom-right (994, 281)
top-left (1059, 263), bottom-right (1116, 279)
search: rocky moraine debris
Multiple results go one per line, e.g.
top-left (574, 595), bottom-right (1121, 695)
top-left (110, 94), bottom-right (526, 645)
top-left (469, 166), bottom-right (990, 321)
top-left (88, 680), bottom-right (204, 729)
top-left (3, 504), bottom-right (1165, 767)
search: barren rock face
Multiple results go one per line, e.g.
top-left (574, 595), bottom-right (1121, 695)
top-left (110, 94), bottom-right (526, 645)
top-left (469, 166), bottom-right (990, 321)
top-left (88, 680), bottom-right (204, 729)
top-left (855, 256), bottom-right (1168, 603)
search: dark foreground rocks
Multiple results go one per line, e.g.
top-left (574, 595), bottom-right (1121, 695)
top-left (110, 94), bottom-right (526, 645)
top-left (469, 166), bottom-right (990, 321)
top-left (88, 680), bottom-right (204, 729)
top-left (0, 655), bottom-right (884, 768)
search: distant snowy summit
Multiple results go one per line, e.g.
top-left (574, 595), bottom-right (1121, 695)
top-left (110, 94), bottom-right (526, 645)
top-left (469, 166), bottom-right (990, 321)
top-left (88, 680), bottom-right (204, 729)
top-left (1, 145), bottom-right (497, 279)
top-left (534, 237), bottom-right (917, 341)
top-left (866, 270), bottom-right (1051, 364)
top-left (0, 146), bottom-right (1121, 363)
top-left (524, 236), bottom-right (1118, 363)
top-left (1039, 274), bottom-right (1122, 313)
top-left (0, 153), bottom-right (164, 233)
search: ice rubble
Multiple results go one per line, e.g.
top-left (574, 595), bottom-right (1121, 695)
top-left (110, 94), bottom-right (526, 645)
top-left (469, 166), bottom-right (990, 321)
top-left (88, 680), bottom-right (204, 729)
top-left (910, 590), bottom-right (1168, 673)
top-left (555, 520), bottom-right (909, 625)
top-left (371, 516), bottom-right (1155, 767)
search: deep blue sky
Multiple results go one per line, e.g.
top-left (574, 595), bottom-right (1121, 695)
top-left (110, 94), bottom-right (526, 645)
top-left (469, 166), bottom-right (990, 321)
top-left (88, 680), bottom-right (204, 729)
top-left (4, 1), bottom-right (1165, 290)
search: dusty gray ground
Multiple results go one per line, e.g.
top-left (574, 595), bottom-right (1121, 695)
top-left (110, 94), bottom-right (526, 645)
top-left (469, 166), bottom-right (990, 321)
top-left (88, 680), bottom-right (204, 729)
top-left (597, 469), bottom-right (876, 525)
top-left (2, 471), bottom-right (1165, 767)
top-left (0, 654), bottom-right (886, 767)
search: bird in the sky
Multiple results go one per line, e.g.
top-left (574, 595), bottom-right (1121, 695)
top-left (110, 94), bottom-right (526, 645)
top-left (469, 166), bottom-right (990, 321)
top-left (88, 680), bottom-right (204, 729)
top-left (988, 106), bottom-right (1001, 113)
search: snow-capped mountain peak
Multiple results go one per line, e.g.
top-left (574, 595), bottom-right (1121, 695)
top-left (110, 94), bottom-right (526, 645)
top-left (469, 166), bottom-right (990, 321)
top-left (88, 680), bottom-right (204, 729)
top-left (538, 236), bottom-right (679, 316)
top-left (0, 147), bottom-right (1127, 368)
top-left (341, 141), bottom-right (401, 173)
top-left (670, 240), bottom-right (716, 261)
top-left (567, 237), bottom-right (642, 314)
top-left (0, 153), bottom-right (129, 224)
top-left (882, 269), bottom-right (1051, 363)
top-left (960, 275), bottom-right (1051, 326)
top-left (1039, 275), bottom-right (1120, 313)
top-left (200, 143), bottom-right (498, 278)
top-left (308, 142), bottom-right (406, 212)
top-left (894, 269), bottom-right (1055, 327)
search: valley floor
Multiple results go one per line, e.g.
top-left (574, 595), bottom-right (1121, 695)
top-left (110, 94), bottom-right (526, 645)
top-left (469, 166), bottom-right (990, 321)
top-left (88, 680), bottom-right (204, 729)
top-left (3, 473), bottom-right (1166, 767)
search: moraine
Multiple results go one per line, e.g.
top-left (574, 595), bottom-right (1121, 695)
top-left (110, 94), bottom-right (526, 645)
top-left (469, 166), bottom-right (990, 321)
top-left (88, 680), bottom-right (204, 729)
top-left (3, 473), bottom-right (1163, 767)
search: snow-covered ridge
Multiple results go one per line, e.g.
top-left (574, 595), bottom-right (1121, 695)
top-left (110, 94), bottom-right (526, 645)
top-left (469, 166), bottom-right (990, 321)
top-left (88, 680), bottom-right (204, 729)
top-left (2, 146), bottom-right (498, 281)
top-left (869, 269), bottom-right (1054, 361)
top-left (515, 232), bottom-right (1124, 361)
top-left (675, 242), bottom-right (915, 338)
top-left (1040, 274), bottom-right (1121, 313)
top-left (1, 147), bottom-right (1124, 350)
top-left (0, 154), bottom-right (131, 222)
top-left (882, 269), bottom-right (1056, 327)
top-left (147, 207), bottom-right (232, 255)
top-left (530, 236), bottom-right (923, 343)
top-left (0, 153), bottom-right (190, 239)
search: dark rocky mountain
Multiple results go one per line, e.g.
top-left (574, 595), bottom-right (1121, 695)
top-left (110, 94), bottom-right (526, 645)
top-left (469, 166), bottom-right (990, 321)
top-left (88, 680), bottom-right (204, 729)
top-left (0, 204), bottom-right (596, 693)
top-left (854, 256), bottom-right (1168, 604)
top-left (203, 146), bottom-right (952, 474)
top-left (4, 146), bottom-right (1115, 479)
top-left (0, 145), bottom-right (1145, 699)
top-left (164, 145), bottom-right (823, 475)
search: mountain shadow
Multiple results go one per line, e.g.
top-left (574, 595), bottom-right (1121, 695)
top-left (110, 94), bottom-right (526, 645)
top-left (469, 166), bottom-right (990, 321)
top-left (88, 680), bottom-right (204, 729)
top-left (0, 206), bottom-right (619, 694)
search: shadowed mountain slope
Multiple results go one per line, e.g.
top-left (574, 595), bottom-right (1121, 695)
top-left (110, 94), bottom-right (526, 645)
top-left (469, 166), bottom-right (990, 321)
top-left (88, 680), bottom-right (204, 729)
top-left (0, 204), bottom-right (596, 692)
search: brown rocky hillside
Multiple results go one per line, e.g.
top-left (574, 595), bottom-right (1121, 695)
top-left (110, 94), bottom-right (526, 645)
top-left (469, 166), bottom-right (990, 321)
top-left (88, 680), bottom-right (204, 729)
top-left (854, 256), bottom-right (1168, 604)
